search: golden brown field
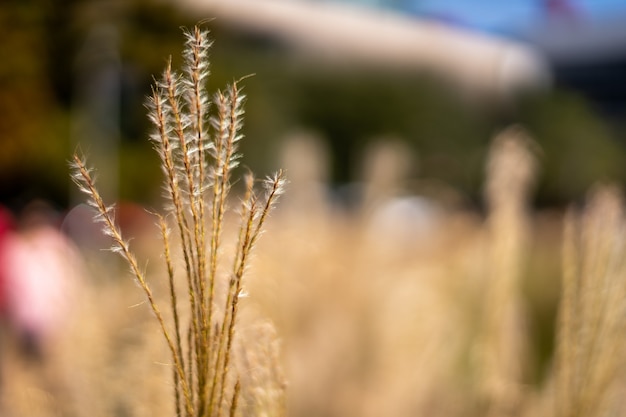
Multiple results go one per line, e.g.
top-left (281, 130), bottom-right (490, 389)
top-left (3, 125), bottom-right (625, 417)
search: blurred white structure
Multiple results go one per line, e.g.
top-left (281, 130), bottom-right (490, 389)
top-left (177, 0), bottom-right (551, 100)
top-left (357, 139), bottom-right (444, 252)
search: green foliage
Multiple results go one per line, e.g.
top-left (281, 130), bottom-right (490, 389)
top-left (519, 92), bottom-right (626, 204)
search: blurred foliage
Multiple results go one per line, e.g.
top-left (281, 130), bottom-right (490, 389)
top-left (0, 0), bottom-right (68, 208)
top-left (0, 0), bottom-right (624, 210)
top-left (518, 92), bottom-right (626, 204)
top-left (0, 0), bottom-right (191, 209)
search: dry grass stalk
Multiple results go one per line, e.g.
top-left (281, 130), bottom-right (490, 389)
top-left (554, 185), bottom-right (626, 417)
top-left (480, 126), bottom-right (538, 417)
top-left (70, 26), bottom-right (286, 417)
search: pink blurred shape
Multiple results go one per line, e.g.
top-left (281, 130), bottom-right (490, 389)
top-left (0, 215), bottom-right (81, 355)
top-left (0, 206), bottom-right (16, 316)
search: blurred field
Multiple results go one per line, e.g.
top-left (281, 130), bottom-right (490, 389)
top-left (2, 126), bottom-right (625, 417)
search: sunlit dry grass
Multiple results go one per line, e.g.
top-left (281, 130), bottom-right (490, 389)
top-left (3, 142), bottom-right (625, 417)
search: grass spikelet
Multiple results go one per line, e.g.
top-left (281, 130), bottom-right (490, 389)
top-left (71, 152), bottom-right (194, 416)
top-left (71, 25), bottom-right (285, 417)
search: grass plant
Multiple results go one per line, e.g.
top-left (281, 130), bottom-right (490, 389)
top-left (70, 26), bottom-right (286, 417)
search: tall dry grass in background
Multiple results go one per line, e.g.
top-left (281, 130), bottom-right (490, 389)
top-left (250, 126), bottom-right (626, 417)
top-left (552, 186), bottom-right (626, 417)
top-left (2, 28), bottom-right (626, 417)
top-left (479, 126), bottom-right (538, 417)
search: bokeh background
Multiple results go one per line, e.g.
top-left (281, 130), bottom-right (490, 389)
top-left (1, 1), bottom-right (626, 417)
top-left (1, 0), bottom-right (626, 212)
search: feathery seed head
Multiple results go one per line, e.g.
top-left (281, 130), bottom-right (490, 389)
top-left (70, 26), bottom-right (285, 417)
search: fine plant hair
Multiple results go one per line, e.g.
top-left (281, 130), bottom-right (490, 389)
top-left (553, 185), bottom-right (626, 417)
top-left (71, 26), bottom-right (286, 417)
